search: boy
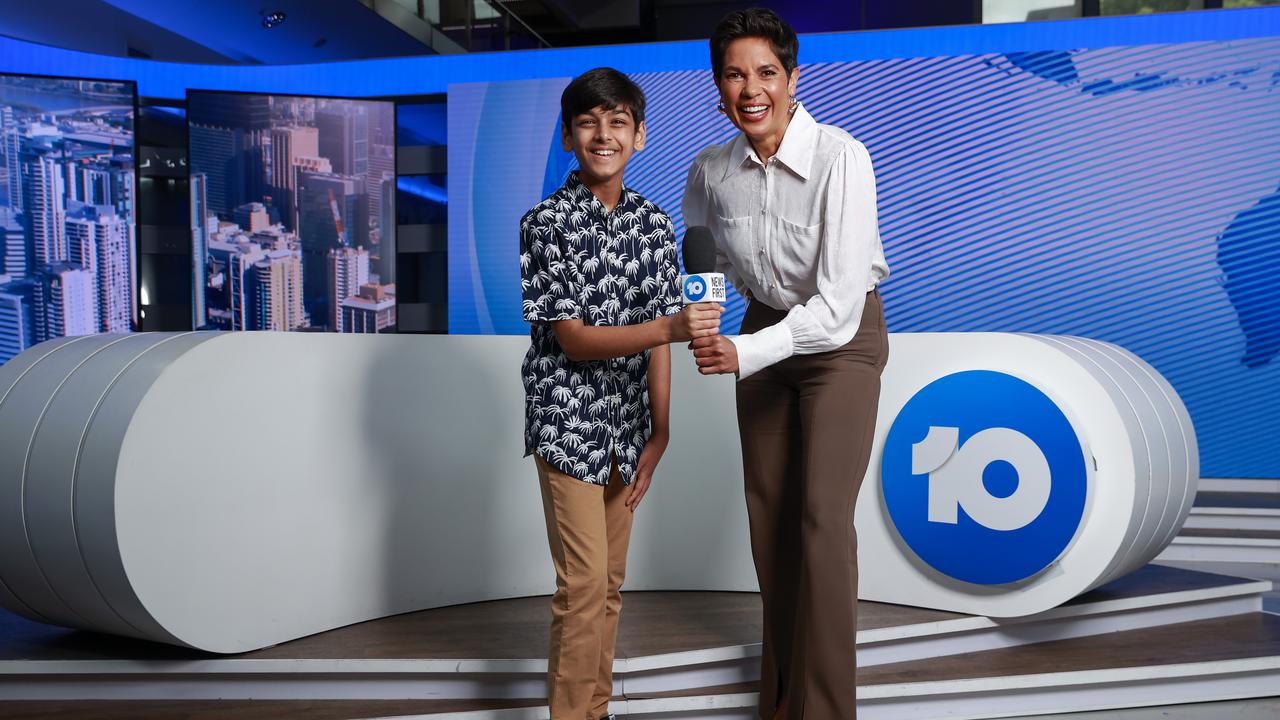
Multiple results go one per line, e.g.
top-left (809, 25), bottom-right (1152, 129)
top-left (519, 67), bottom-right (721, 720)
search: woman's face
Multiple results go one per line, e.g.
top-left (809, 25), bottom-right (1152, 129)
top-left (716, 36), bottom-right (799, 149)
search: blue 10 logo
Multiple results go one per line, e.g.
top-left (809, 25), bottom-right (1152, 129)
top-left (684, 276), bottom-right (708, 302)
top-left (881, 371), bottom-right (1089, 585)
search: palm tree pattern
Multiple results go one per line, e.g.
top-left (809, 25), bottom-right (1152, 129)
top-left (520, 172), bottom-right (681, 486)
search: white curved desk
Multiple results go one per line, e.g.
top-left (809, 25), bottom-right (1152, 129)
top-left (0, 332), bottom-right (1197, 653)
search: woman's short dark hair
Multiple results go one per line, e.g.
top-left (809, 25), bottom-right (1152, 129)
top-left (710, 8), bottom-right (799, 79)
top-left (560, 67), bottom-right (646, 129)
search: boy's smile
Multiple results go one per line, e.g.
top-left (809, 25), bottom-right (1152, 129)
top-left (563, 103), bottom-right (646, 202)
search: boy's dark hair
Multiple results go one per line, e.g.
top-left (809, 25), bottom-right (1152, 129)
top-left (560, 67), bottom-right (646, 129)
top-left (710, 8), bottom-right (799, 80)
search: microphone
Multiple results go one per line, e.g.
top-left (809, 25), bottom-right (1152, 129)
top-left (681, 226), bottom-right (727, 305)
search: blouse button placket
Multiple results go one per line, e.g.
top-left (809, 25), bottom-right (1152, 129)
top-left (758, 164), bottom-right (768, 278)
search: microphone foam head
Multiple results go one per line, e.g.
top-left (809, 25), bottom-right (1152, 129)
top-left (682, 226), bottom-right (717, 275)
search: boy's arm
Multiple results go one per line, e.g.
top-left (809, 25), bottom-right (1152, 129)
top-left (550, 308), bottom-right (717, 362)
top-left (553, 213), bottom-right (719, 362)
top-left (626, 342), bottom-right (671, 511)
top-left (647, 342), bottom-right (671, 439)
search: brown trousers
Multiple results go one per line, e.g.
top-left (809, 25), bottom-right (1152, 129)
top-left (736, 290), bottom-right (888, 720)
top-left (535, 455), bottom-right (634, 720)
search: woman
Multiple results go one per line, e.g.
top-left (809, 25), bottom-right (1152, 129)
top-left (682, 8), bottom-right (890, 720)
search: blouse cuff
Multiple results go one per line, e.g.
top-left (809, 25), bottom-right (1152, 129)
top-left (730, 321), bottom-right (794, 380)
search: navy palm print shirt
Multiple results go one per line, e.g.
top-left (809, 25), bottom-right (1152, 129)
top-left (520, 172), bottom-right (681, 486)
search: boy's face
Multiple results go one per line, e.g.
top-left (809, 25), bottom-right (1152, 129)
top-left (562, 104), bottom-right (646, 185)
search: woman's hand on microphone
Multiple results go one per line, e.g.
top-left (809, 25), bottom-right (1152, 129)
top-left (691, 335), bottom-right (739, 375)
top-left (667, 303), bottom-right (722, 342)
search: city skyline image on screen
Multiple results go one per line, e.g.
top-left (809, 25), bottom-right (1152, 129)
top-left (0, 74), bottom-right (136, 365)
top-left (188, 92), bottom-right (396, 333)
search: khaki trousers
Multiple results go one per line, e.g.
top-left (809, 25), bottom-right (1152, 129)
top-left (736, 290), bottom-right (888, 720)
top-left (535, 455), bottom-right (634, 720)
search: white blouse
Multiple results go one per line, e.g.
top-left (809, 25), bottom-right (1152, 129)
top-left (682, 104), bottom-right (890, 380)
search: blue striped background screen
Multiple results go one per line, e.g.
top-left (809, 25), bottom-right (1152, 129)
top-left (448, 36), bottom-right (1280, 477)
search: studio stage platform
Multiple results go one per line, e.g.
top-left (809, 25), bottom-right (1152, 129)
top-left (0, 564), bottom-right (1276, 720)
top-left (1157, 478), bottom-right (1280, 614)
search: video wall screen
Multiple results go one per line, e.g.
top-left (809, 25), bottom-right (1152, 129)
top-left (0, 73), bottom-right (137, 364)
top-left (447, 39), bottom-right (1280, 477)
top-left (188, 91), bottom-right (396, 333)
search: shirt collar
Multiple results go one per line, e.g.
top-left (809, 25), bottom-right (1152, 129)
top-left (723, 103), bottom-right (817, 182)
top-left (564, 171), bottom-right (634, 215)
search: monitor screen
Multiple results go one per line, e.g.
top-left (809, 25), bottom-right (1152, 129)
top-left (0, 73), bottom-right (137, 364)
top-left (446, 35), bottom-right (1280, 477)
top-left (187, 91), bottom-right (396, 333)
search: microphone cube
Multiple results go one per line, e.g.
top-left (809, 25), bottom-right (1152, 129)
top-left (682, 273), bottom-right (727, 304)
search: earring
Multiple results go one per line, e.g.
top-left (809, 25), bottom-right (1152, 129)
top-left (716, 101), bottom-right (726, 114)
top-left (788, 95), bottom-right (799, 115)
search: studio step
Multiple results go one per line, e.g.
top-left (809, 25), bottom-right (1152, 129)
top-left (0, 565), bottom-right (1267, 703)
top-left (375, 612), bottom-right (1280, 720)
top-left (1184, 491), bottom-right (1280, 532)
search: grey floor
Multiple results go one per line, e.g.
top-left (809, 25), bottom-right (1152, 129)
top-left (1002, 697), bottom-right (1280, 719)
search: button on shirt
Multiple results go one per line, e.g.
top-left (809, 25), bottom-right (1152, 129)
top-left (521, 172), bottom-right (682, 486)
top-left (682, 104), bottom-right (890, 380)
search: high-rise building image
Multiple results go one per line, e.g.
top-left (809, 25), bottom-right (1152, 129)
top-left (23, 150), bottom-right (67, 269)
top-left (378, 173), bottom-right (395, 285)
top-left (191, 172), bottom-right (209, 328)
top-left (0, 275), bottom-right (33, 364)
top-left (69, 164), bottom-right (115, 207)
top-left (188, 124), bottom-right (263, 218)
top-left (249, 248), bottom-right (305, 332)
top-left (65, 202), bottom-right (131, 333)
top-left (1, 106), bottom-right (20, 209)
top-left (297, 170), bottom-right (365, 327)
top-left (37, 262), bottom-right (96, 341)
top-left (367, 145), bottom-right (394, 244)
top-left (189, 92), bottom-right (393, 333)
top-left (327, 245), bottom-right (369, 332)
top-left (219, 239), bottom-right (266, 331)
top-left (315, 104), bottom-right (368, 178)
top-left (0, 207), bottom-right (24, 278)
top-left (0, 74), bottom-right (135, 359)
top-left (270, 125), bottom-right (320, 232)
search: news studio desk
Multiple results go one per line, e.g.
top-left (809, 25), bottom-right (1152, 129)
top-left (0, 331), bottom-right (1196, 653)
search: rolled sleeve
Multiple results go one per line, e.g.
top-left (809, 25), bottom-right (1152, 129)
top-left (520, 215), bottom-right (581, 323)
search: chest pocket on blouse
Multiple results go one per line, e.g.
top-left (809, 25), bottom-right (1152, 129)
top-left (771, 215), bottom-right (822, 290)
top-left (715, 214), bottom-right (754, 278)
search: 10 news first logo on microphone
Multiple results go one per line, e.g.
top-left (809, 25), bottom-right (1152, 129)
top-left (881, 371), bottom-right (1089, 586)
top-left (682, 273), bottom-right (727, 304)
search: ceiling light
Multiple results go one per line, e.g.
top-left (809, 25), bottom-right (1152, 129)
top-left (262, 11), bottom-right (287, 29)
